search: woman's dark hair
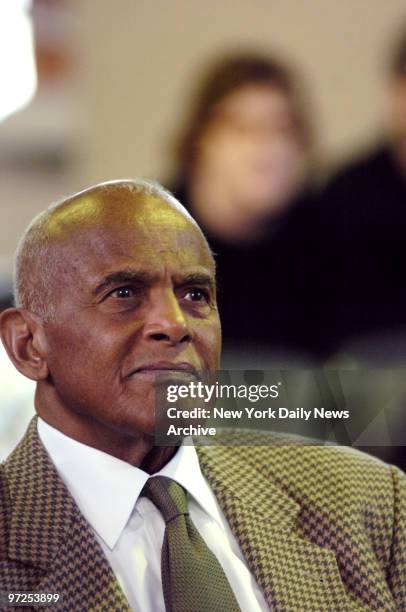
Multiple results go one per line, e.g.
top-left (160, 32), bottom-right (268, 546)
top-left (390, 27), bottom-right (406, 77)
top-left (172, 52), bottom-right (313, 185)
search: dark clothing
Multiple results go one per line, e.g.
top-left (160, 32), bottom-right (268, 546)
top-left (173, 146), bottom-right (406, 361)
top-left (172, 184), bottom-right (322, 361)
top-left (316, 144), bottom-right (406, 359)
top-left (315, 145), bottom-right (406, 472)
top-left (172, 164), bottom-right (406, 471)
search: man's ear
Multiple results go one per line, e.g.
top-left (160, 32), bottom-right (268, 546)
top-left (0, 308), bottom-right (49, 381)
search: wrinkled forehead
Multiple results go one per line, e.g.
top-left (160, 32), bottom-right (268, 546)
top-left (51, 190), bottom-right (214, 281)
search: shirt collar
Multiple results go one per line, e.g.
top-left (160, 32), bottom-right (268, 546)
top-left (37, 418), bottom-right (222, 550)
top-left (157, 437), bottom-right (223, 528)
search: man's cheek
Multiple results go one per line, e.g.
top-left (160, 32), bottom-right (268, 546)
top-left (196, 325), bottom-right (221, 368)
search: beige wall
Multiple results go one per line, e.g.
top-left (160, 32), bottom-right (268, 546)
top-left (1, 0), bottom-right (406, 272)
top-left (76, 0), bottom-right (406, 184)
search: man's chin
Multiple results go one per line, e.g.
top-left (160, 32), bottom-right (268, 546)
top-left (122, 370), bottom-right (203, 441)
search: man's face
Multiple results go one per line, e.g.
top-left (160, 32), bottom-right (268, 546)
top-left (41, 190), bottom-right (221, 439)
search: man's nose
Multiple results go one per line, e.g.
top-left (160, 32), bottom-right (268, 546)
top-left (144, 290), bottom-right (191, 346)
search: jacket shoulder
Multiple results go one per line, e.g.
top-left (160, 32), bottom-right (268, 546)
top-left (212, 432), bottom-right (399, 520)
top-left (240, 439), bottom-right (397, 503)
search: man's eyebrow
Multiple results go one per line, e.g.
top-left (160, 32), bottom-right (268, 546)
top-left (178, 273), bottom-right (216, 292)
top-left (92, 270), bottom-right (153, 296)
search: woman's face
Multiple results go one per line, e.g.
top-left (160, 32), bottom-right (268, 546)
top-left (197, 83), bottom-right (308, 219)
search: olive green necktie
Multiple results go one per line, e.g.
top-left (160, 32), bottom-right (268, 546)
top-left (141, 476), bottom-right (241, 612)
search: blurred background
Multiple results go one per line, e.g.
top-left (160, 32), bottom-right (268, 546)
top-left (2, 0), bottom-right (406, 466)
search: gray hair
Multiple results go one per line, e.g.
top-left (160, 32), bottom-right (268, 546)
top-left (14, 178), bottom-right (201, 321)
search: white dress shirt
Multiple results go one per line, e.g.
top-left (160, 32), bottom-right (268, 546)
top-left (37, 417), bottom-right (268, 612)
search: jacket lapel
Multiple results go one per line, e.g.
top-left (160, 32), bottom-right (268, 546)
top-left (4, 416), bottom-right (131, 612)
top-left (197, 444), bottom-right (365, 611)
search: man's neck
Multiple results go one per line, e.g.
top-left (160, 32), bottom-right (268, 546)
top-left (35, 390), bottom-right (176, 473)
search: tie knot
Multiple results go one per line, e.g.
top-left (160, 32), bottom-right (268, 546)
top-left (141, 476), bottom-right (189, 523)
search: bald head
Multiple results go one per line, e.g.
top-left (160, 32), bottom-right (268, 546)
top-left (14, 179), bottom-right (211, 321)
top-left (2, 179), bottom-right (220, 451)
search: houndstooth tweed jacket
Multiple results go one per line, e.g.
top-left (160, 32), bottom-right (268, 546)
top-left (0, 417), bottom-right (405, 611)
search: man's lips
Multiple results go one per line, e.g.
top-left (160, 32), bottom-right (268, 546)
top-left (130, 361), bottom-right (198, 377)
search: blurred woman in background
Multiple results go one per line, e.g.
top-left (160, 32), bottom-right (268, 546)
top-left (168, 53), bottom-right (321, 364)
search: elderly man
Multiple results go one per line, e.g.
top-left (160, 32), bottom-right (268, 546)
top-left (0, 180), bottom-right (405, 612)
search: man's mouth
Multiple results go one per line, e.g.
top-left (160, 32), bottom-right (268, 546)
top-left (130, 361), bottom-right (198, 377)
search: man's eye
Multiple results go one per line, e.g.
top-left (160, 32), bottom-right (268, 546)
top-left (184, 288), bottom-right (209, 302)
top-left (109, 286), bottom-right (136, 299)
